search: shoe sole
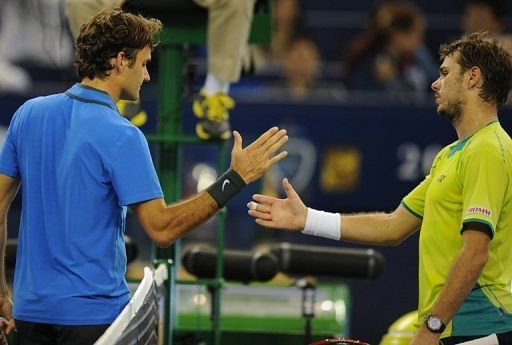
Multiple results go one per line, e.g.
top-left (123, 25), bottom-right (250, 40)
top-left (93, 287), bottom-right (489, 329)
top-left (196, 123), bottom-right (231, 141)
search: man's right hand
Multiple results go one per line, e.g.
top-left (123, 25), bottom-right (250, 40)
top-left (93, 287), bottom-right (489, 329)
top-left (230, 127), bottom-right (288, 184)
top-left (0, 295), bottom-right (14, 334)
top-left (247, 178), bottom-right (307, 231)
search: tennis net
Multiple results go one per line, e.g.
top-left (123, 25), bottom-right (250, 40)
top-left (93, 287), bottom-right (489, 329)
top-left (94, 264), bottom-right (168, 345)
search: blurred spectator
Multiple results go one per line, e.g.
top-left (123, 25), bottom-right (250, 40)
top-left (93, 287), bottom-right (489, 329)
top-left (250, 0), bottom-right (303, 73)
top-left (462, 0), bottom-right (512, 52)
top-left (281, 36), bottom-right (321, 99)
top-left (246, 0), bottom-right (346, 101)
top-left (0, 0), bottom-right (74, 94)
top-left (462, 0), bottom-right (506, 35)
top-left (270, 0), bottom-right (303, 63)
top-left (342, 1), bottom-right (437, 97)
top-left (245, 33), bottom-right (345, 102)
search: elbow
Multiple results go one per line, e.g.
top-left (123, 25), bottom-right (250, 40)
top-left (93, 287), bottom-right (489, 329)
top-left (385, 226), bottom-right (410, 247)
top-left (151, 230), bottom-right (178, 248)
top-left (386, 235), bottom-right (406, 247)
top-left (387, 238), bottom-right (403, 247)
top-left (143, 221), bottom-right (178, 248)
top-left (152, 236), bottom-right (174, 248)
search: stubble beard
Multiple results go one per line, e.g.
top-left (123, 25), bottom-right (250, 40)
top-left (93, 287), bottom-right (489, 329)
top-left (438, 99), bottom-right (464, 126)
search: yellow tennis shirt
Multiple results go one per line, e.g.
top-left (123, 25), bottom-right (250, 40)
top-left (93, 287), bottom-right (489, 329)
top-left (402, 120), bottom-right (512, 337)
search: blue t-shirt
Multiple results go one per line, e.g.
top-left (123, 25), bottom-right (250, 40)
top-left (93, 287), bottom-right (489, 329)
top-left (0, 84), bottom-right (163, 325)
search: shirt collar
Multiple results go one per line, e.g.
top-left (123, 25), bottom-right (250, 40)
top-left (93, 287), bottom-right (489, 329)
top-left (65, 83), bottom-right (118, 111)
top-left (448, 120), bottom-right (500, 158)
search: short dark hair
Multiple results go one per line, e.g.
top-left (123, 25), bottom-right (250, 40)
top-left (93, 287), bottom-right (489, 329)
top-left (74, 8), bottom-right (163, 80)
top-left (439, 32), bottom-right (512, 108)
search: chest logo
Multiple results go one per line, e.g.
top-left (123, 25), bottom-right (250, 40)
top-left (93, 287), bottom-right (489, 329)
top-left (465, 206), bottom-right (492, 218)
top-left (436, 175), bottom-right (446, 183)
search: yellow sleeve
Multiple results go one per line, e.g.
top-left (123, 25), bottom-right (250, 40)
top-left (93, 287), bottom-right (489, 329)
top-left (401, 175), bottom-right (431, 219)
top-left (401, 148), bottom-right (445, 219)
top-left (460, 147), bottom-right (508, 236)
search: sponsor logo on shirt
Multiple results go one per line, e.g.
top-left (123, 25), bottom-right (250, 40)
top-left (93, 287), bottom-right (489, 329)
top-left (465, 206), bottom-right (492, 217)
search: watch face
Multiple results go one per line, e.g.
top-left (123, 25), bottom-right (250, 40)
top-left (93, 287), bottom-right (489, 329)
top-left (427, 317), bottom-right (442, 330)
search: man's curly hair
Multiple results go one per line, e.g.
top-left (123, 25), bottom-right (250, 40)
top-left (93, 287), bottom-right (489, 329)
top-left (439, 32), bottom-right (512, 108)
top-left (74, 8), bottom-right (163, 80)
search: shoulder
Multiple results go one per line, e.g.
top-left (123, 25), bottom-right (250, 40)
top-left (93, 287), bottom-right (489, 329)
top-left (24, 92), bottom-right (66, 108)
top-left (467, 124), bottom-right (512, 159)
top-left (96, 117), bottom-right (146, 152)
top-left (14, 92), bottom-right (67, 118)
top-left (432, 145), bottom-right (450, 165)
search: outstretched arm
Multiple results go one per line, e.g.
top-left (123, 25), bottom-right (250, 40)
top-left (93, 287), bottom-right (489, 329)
top-left (248, 178), bottom-right (421, 246)
top-left (132, 127), bottom-right (288, 247)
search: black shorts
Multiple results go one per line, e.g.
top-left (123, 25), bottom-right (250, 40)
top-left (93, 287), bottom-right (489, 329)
top-left (14, 319), bottom-right (110, 345)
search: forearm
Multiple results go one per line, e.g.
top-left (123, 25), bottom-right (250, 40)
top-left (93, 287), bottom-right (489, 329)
top-left (0, 220), bottom-right (8, 296)
top-left (340, 212), bottom-right (402, 245)
top-left (144, 192), bottom-right (219, 247)
top-left (0, 176), bottom-right (19, 298)
top-left (298, 204), bottom-right (419, 245)
top-left (340, 205), bottom-right (422, 246)
top-left (136, 166), bottom-right (258, 247)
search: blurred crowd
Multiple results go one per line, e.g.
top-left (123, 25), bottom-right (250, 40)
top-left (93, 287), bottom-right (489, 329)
top-left (0, 0), bottom-right (511, 102)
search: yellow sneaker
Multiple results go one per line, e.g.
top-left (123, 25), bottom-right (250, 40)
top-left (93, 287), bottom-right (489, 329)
top-left (117, 100), bottom-right (148, 127)
top-left (193, 91), bottom-right (234, 140)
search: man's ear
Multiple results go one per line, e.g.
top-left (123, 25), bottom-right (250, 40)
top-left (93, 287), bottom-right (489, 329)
top-left (467, 66), bottom-right (482, 89)
top-left (114, 51), bottom-right (127, 71)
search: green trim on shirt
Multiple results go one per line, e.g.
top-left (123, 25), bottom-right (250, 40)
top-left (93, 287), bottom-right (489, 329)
top-left (401, 200), bottom-right (423, 219)
top-left (448, 120), bottom-right (499, 158)
top-left (461, 218), bottom-right (495, 236)
top-left (448, 136), bottom-right (472, 158)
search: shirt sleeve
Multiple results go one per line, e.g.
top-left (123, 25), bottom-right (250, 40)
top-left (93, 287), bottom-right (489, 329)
top-left (107, 126), bottom-right (163, 206)
top-left (401, 175), bottom-right (431, 219)
top-left (459, 146), bottom-right (507, 237)
top-left (0, 109), bottom-right (22, 179)
top-left (401, 148), bottom-right (445, 219)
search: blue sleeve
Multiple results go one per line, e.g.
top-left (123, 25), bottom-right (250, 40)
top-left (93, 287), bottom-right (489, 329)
top-left (0, 109), bottom-right (21, 179)
top-left (107, 127), bottom-right (163, 206)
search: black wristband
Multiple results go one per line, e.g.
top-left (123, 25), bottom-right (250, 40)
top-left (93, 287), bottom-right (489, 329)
top-left (207, 169), bottom-right (247, 208)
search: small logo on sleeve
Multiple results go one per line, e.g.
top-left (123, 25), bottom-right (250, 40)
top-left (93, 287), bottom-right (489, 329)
top-left (221, 179), bottom-right (230, 192)
top-left (465, 206), bottom-right (492, 217)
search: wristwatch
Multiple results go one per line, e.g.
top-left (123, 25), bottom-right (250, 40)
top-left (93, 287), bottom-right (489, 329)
top-left (424, 314), bottom-right (446, 333)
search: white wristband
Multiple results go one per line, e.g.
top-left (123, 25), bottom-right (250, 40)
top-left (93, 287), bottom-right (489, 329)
top-left (301, 208), bottom-right (341, 240)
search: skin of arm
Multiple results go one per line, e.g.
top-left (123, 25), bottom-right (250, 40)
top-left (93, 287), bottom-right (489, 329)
top-left (339, 205), bottom-right (421, 246)
top-left (133, 128), bottom-right (288, 247)
top-left (248, 177), bottom-right (421, 246)
top-left (411, 229), bottom-right (490, 344)
top-left (0, 174), bottom-right (20, 334)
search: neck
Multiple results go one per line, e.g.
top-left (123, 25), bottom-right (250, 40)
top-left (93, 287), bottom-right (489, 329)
top-left (81, 77), bottom-right (121, 103)
top-left (453, 101), bottom-right (498, 140)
